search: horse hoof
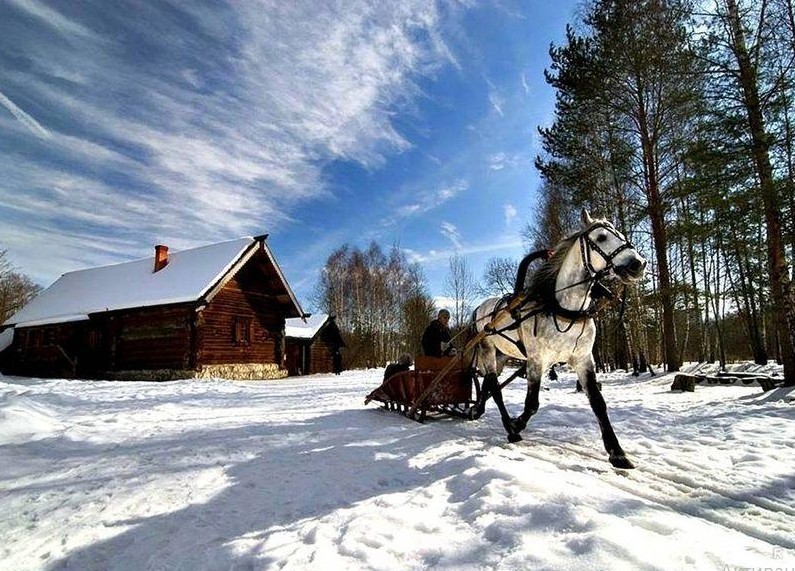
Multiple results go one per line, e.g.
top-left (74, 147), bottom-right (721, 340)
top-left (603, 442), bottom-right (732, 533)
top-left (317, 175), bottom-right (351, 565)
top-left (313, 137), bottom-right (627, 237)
top-left (609, 455), bottom-right (634, 469)
top-left (507, 433), bottom-right (523, 443)
top-left (509, 417), bottom-right (526, 433)
top-left (467, 406), bottom-right (484, 420)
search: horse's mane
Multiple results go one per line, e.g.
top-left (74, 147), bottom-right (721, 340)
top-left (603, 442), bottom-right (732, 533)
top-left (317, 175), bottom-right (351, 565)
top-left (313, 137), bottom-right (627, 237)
top-left (524, 233), bottom-right (580, 304)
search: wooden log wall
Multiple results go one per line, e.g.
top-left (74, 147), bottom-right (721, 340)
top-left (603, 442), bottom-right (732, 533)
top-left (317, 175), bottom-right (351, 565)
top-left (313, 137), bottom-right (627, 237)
top-left (115, 306), bottom-right (193, 370)
top-left (9, 321), bottom-right (108, 378)
top-left (199, 271), bottom-right (285, 366)
top-left (5, 247), bottom-right (300, 378)
top-left (284, 341), bottom-right (306, 376)
top-left (11, 325), bottom-right (75, 377)
top-left (309, 339), bottom-right (334, 374)
top-left (309, 326), bottom-right (345, 374)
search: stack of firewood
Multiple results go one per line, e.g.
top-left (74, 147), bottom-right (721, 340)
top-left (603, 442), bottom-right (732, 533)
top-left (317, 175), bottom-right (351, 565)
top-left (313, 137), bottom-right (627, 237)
top-left (671, 370), bottom-right (782, 392)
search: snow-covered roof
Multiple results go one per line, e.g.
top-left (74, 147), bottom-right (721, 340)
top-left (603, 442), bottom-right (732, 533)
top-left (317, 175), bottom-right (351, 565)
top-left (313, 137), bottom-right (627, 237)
top-left (0, 328), bottom-right (13, 352)
top-left (285, 313), bottom-right (329, 339)
top-left (4, 237), bottom-right (303, 328)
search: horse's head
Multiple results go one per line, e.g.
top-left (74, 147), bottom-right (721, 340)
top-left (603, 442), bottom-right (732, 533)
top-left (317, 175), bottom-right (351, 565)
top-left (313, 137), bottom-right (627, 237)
top-left (579, 209), bottom-right (646, 284)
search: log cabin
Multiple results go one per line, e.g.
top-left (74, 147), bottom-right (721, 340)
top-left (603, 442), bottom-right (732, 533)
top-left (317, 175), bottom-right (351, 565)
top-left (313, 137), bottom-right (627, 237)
top-left (284, 314), bottom-right (345, 376)
top-left (0, 236), bottom-right (305, 380)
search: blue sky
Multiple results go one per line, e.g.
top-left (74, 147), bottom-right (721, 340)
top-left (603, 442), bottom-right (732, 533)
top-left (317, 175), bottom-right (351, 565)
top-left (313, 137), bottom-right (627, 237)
top-left (0, 0), bottom-right (579, 308)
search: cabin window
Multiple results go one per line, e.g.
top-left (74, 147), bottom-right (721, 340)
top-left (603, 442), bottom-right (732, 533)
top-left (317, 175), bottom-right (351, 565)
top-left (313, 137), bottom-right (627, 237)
top-left (233, 317), bottom-right (252, 346)
top-left (43, 328), bottom-right (56, 346)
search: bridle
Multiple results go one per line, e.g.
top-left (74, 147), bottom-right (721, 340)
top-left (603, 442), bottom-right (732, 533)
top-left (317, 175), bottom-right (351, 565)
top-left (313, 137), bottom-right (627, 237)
top-left (578, 222), bottom-right (636, 281)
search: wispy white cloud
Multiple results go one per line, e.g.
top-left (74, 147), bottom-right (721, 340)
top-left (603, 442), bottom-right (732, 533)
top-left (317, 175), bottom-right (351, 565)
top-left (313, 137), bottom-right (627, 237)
top-left (0, 0), bottom-right (468, 282)
top-left (405, 237), bottom-right (524, 265)
top-left (487, 80), bottom-right (505, 117)
top-left (0, 90), bottom-right (50, 139)
top-left (504, 203), bottom-right (518, 225)
top-left (440, 221), bottom-right (463, 249)
top-left (436, 182), bottom-right (466, 202)
top-left (489, 92), bottom-right (504, 116)
top-left (488, 151), bottom-right (530, 171)
top-left (395, 179), bottom-right (468, 218)
top-left (521, 71), bottom-right (531, 95)
top-left (6, 0), bottom-right (102, 41)
top-left (488, 152), bottom-right (508, 171)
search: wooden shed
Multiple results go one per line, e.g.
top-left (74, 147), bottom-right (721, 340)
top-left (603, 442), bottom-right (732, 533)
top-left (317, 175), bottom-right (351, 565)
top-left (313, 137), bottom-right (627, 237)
top-left (0, 236), bottom-right (305, 380)
top-left (284, 314), bottom-right (345, 376)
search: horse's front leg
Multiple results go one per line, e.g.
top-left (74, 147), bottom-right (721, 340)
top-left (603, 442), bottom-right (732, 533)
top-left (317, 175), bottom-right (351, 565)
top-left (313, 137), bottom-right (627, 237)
top-left (576, 357), bottom-right (634, 469)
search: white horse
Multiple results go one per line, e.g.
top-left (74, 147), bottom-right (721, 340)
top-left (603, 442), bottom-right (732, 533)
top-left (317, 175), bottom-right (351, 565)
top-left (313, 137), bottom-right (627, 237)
top-left (470, 209), bottom-right (646, 469)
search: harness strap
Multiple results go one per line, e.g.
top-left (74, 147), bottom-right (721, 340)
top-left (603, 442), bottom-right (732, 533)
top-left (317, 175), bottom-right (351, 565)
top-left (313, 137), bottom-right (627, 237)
top-left (493, 330), bottom-right (527, 357)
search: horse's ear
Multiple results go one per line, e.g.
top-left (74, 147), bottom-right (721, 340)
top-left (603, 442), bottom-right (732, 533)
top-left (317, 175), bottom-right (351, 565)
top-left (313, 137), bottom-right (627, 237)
top-left (580, 208), bottom-right (593, 227)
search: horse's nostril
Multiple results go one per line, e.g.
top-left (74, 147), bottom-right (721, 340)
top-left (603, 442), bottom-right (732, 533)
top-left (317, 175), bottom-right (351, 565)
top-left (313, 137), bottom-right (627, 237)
top-left (627, 258), bottom-right (646, 274)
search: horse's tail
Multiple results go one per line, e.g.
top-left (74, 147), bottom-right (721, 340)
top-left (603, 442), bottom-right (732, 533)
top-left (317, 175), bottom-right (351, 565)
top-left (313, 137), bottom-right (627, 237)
top-left (470, 298), bottom-right (498, 334)
top-left (464, 312), bottom-right (480, 370)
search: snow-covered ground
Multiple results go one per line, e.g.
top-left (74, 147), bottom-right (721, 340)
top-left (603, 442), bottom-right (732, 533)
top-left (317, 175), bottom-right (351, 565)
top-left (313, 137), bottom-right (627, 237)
top-left (1, 365), bottom-right (793, 571)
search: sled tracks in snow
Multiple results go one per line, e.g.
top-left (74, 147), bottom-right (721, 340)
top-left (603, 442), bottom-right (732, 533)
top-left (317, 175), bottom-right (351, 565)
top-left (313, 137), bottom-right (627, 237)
top-left (490, 433), bottom-right (795, 551)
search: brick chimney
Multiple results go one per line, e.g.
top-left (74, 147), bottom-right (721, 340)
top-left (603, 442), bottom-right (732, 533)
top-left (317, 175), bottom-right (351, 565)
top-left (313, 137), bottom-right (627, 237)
top-left (154, 244), bottom-right (169, 272)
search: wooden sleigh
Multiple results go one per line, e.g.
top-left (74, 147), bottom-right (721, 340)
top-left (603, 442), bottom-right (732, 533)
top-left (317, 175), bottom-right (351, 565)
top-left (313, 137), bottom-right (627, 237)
top-left (364, 354), bottom-right (527, 422)
top-left (364, 355), bottom-right (480, 421)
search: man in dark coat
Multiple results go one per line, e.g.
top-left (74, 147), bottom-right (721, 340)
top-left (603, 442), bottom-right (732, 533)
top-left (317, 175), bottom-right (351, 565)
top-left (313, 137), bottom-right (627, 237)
top-left (421, 309), bottom-right (454, 357)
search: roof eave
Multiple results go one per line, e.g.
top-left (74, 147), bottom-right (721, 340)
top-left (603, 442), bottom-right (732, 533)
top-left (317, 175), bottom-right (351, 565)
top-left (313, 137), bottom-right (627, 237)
top-left (197, 239), bottom-right (260, 306)
top-left (259, 238), bottom-right (305, 319)
top-left (197, 236), bottom-right (304, 319)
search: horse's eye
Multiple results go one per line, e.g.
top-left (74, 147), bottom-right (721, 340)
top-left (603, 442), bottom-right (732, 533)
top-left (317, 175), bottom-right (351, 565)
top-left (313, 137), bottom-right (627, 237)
top-left (597, 233), bottom-right (608, 243)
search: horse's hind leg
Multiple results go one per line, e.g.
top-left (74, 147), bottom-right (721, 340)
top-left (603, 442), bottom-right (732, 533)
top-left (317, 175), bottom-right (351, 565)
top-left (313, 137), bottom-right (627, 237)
top-left (509, 363), bottom-right (542, 434)
top-left (472, 342), bottom-right (521, 442)
top-left (577, 358), bottom-right (634, 469)
top-left (469, 342), bottom-right (496, 419)
top-left (482, 372), bottom-right (522, 443)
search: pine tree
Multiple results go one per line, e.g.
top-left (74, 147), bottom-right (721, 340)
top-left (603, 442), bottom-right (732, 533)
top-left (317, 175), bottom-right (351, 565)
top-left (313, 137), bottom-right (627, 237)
top-left (700, 0), bottom-right (795, 383)
top-left (537, 0), bottom-right (702, 372)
